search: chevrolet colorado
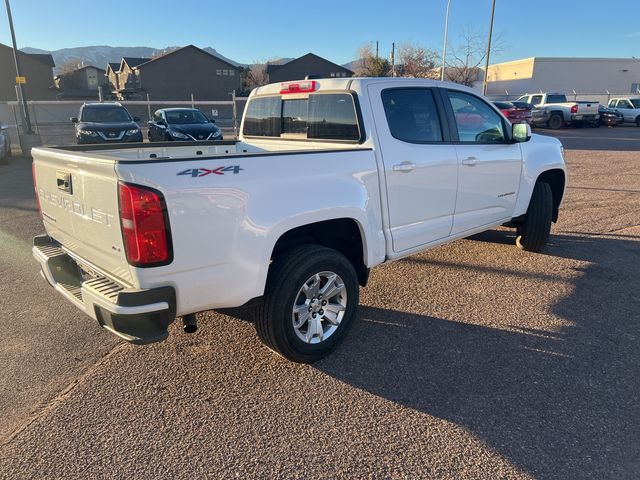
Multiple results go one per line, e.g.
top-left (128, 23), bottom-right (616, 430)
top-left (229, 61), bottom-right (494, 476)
top-left (32, 78), bottom-right (566, 362)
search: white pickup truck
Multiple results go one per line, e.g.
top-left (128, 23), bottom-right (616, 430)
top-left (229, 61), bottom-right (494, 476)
top-left (516, 93), bottom-right (599, 129)
top-left (32, 78), bottom-right (566, 362)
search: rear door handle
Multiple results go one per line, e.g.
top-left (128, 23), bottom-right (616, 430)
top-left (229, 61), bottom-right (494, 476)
top-left (462, 156), bottom-right (478, 166)
top-left (392, 161), bottom-right (416, 173)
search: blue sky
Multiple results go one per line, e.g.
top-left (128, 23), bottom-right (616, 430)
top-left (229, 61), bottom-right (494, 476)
top-left (1, 0), bottom-right (638, 64)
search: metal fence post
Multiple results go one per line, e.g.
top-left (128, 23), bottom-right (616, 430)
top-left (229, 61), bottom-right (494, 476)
top-left (29, 101), bottom-right (39, 134)
top-left (191, 93), bottom-right (195, 109)
top-left (147, 93), bottom-right (151, 121)
top-left (232, 90), bottom-right (238, 139)
top-left (10, 103), bottom-right (19, 143)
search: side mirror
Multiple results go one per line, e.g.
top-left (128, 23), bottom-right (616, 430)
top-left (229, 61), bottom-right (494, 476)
top-left (157, 119), bottom-right (166, 126)
top-left (210, 118), bottom-right (216, 124)
top-left (512, 122), bottom-right (532, 143)
top-left (70, 117), bottom-right (78, 123)
top-left (133, 116), bottom-right (141, 122)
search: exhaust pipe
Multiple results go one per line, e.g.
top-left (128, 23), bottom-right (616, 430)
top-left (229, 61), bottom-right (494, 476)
top-left (181, 314), bottom-right (198, 334)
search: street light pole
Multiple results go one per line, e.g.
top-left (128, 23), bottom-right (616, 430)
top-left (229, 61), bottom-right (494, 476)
top-left (482, 0), bottom-right (496, 96)
top-left (440, 0), bottom-right (452, 81)
top-left (4, 0), bottom-right (33, 133)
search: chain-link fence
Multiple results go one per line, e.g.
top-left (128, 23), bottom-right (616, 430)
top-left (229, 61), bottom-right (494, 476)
top-left (0, 97), bottom-right (248, 149)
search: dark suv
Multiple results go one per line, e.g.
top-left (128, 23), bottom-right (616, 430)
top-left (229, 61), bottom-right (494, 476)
top-left (71, 102), bottom-right (143, 144)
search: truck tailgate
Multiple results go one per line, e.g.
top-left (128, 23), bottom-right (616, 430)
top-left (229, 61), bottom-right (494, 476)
top-left (32, 149), bottom-right (133, 285)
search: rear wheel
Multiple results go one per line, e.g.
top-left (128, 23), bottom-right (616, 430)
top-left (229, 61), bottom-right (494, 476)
top-left (255, 245), bottom-right (359, 363)
top-left (636, 116), bottom-right (640, 127)
top-left (516, 181), bottom-right (553, 253)
top-left (548, 114), bottom-right (564, 130)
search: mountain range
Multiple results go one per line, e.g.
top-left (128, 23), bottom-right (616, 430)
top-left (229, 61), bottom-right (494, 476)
top-left (21, 45), bottom-right (246, 72)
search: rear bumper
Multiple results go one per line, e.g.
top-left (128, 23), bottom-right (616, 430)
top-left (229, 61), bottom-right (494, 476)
top-left (33, 234), bottom-right (176, 344)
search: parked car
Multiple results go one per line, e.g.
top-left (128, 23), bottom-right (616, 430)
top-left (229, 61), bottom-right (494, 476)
top-left (71, 102), bottom-right (143, 144)
top-left (32, 78), bottom-right (566, 363)
top-left (148, 108), bottom-right (223, 142)
top-left (516, 93), bottom-right (599, 129)
top-left (0, 122), bottom-right (11, 164)
top-left (608, 97), bottom-right (640, 126)
top-left (598, 105), bottom-right (623, 127)
top-left (493, 101), bottom-right (532, 124)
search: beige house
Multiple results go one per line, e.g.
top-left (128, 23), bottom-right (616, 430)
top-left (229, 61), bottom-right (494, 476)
top-left (485, 57), bottom-right (640, 98)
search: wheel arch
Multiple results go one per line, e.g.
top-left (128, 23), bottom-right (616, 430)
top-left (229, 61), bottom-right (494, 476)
top-left (269, 217), bottom-right (370, 287)
top-left (536, 169), bottom-right (565, 222)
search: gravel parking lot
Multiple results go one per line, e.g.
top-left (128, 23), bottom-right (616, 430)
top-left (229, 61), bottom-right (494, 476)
top-left (0, 127), bottom-right (639, 479)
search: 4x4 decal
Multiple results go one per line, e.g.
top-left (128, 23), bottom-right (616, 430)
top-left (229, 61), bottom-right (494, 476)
top-left (177, 166), bottom-right (243, 177)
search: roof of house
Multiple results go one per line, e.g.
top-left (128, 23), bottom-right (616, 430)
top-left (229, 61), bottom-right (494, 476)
top-left (122, 57), bottom-right (151, 69)
top-left (107, 62), bottom-right (120, 73)
top-left (58, 65), bottom-right (105, 77)
top-left (266, 53), bottom-right (353, 75)
top-left (26, 52), bottom-right (56, 67)
top-left (132, 45), bottom-right (242, 71)
top-left (0, 43), bottom-right (55, 67)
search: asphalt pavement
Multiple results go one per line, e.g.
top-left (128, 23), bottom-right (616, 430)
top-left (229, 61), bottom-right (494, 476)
top-left (0, 127), bottom-right (639, 479)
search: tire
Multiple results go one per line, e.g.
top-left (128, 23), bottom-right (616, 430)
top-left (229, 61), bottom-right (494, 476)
top-left (255, 244), bottom-right (359, 363)
top-left (547, 114), bottom-right (564, 130)
top-left (636, 116), bottom-right (640, 127)
top-left (516, 181), bottom-right (553, 253)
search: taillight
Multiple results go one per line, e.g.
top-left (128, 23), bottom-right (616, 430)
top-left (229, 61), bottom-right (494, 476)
top-left (280, 80), bottom-right (317, 94)
top-left (118, 182), bottom-right (172, 267)
top-left (32, 162), bottom-right (42, 216)
top-left (570, 105), bottom-right (578, 114)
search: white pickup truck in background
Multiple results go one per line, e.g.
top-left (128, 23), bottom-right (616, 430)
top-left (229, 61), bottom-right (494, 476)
top-left (517, 93), bottom-right (599, 129)
top-left (608, 97), bottom-right (640, 127)
top-left (32, 78), bottom-right (566, 362)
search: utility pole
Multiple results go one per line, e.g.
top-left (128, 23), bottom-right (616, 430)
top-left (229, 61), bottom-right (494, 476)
top-left (441, 0), bottom-right (452, 81)
top-left (482, 0), bottom-right (496, 96)
top-left (390, 42), bottom-right (395, 77)
top-left (376, 40), bottom-right (379, 59)
top-left (4, 0), bottom-right (32, 133)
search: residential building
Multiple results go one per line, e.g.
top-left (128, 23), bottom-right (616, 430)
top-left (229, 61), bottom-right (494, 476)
top-left (114, 57), bottom-right (150, 98)
top-left (0, 43), bottom-right (56, 101)
top-left (54, 65), bottom-right (109, 99)
top-left (486, 57), bottom-right (640, 98)
top-left (266, 53), bottom-right (353, 83)
top-left (109, 45), bottom-right (242, 100)
top-left (106, 62), bottom-right (121, 91)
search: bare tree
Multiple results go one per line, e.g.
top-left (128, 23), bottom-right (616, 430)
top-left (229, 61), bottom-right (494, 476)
top-left (396, 42), bottom-right (439, 78)
top-left (56, 58), bottom-right (84, 75)
top-left (444, 26), bottom-right (505, 87)
top-left (242, 59), bottom-right (278, 93)
top-left (354, 44), bottom-right (391, 77)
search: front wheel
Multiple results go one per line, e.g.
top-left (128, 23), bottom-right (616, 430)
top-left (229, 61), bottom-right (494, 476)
top-left (516, 181), bottom-right (553, 253)
top-left (255, 245), bottom-right (359, 363)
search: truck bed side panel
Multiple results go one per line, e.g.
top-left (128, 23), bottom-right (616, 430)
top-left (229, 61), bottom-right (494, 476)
top-left (116, 149), bottom-right (385, 315)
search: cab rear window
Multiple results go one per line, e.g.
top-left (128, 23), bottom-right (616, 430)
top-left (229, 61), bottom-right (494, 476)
top-left (243, 93), bottom-right (361, 142)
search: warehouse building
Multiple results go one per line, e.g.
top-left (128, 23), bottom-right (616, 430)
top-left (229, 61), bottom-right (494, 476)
top-left (486, 57), bottom-right (640, 99)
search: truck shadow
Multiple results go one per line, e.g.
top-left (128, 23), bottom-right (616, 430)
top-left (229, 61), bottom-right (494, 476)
top-left (318, 231), bottom-right (640, 479)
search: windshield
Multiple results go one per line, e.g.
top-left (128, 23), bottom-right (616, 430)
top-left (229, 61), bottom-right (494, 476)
top-left (631, 99), bottom-right (640, 108)
top-left (81, 106), bottom-right (132, 122)
top-left (165, 110), bottom-right (209, 124)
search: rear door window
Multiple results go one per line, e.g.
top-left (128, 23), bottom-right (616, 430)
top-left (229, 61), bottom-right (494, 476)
top-left (381, 88), bottom-right (443, 143)
top-left (546, 94), bottom-right (567, 104)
